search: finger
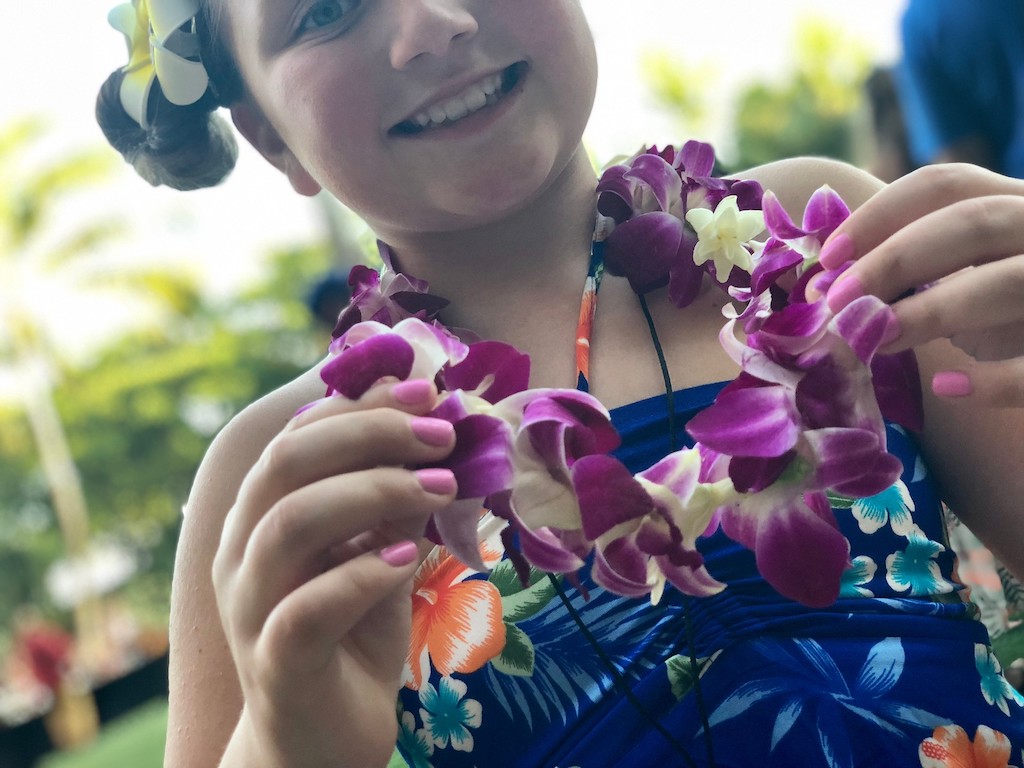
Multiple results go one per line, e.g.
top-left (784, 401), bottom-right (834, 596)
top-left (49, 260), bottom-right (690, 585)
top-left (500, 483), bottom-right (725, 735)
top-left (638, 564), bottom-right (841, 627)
top-left (287, 377), bottom-right (440, 431)
top-left (931, 358), bottom-right (1024, 408)
top-left (825, 195), bottom-right (1024, 311)
top-left (222, 405), bottom-right (455, 561)
top-left (879, 254), bottom-right (1024, 353)
top-left (820, 164), bottom-right (1024, 268)
top-left (231, 466), bottom-right (454, 634)
top-left (257, 543), bottom-right (420, 676)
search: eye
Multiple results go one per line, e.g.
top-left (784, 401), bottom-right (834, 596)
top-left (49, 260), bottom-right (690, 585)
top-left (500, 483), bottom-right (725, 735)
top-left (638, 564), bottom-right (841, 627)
top-left (297, 0), bottom-right (361, 35)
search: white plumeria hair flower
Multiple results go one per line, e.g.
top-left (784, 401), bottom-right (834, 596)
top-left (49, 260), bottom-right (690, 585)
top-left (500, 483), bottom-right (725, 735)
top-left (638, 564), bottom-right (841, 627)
top-left (109, 0), bottom-right (209, 129)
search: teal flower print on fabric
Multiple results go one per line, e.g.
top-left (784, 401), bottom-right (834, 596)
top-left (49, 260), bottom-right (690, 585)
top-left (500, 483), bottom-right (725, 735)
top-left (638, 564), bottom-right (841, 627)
top-left (396, 705), bottom-right (434, 768)
top-left (419, 676), bottom-right (483, 752)
top-left (885, 530), bottom-right (956, 597)
top-left (975, 643), bottom-right (1024, 717)
top-left (840, 555), bottom-right (877, 598)
top-left (851, 480), bottom-right (915, 536)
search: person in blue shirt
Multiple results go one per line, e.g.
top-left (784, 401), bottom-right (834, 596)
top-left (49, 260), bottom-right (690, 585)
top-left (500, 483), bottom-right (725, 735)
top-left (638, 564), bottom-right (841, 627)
top-left (897, 0), bottom-right (1024, 177)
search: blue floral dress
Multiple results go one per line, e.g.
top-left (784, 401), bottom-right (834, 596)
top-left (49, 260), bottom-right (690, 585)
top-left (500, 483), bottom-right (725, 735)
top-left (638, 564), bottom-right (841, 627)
top-left (393, 381), bottom-right (1024, 767)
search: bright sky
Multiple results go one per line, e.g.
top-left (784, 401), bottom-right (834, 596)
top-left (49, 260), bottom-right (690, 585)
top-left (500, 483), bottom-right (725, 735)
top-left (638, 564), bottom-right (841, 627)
top-left (2, 1), bottom-right (907, 362)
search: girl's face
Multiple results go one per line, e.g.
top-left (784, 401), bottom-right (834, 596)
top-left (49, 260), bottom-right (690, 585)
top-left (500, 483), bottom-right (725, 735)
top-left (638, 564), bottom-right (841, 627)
top-left (221, 0), bottom-right (598, 235)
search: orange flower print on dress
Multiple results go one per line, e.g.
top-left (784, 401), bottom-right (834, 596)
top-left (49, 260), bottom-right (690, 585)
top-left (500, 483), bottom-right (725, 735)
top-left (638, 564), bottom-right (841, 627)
top-left (403, 517), bottom-right (507, 691)
top-left (919, 724), bottom-right (1018, 768)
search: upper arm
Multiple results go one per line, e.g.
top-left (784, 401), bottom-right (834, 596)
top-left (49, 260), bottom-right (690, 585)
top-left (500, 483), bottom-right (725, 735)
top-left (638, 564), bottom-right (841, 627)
top-left (738, 156), bottom-right (884, 217)
top-left (914, 340), bottom-right (1024, 580)
top-left (164, 372), bottom-right (321, 767)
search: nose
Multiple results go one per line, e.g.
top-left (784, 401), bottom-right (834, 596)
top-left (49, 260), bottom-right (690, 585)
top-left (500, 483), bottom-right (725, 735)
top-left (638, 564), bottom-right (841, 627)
top-left (389, 0), bottom-right (479, 70)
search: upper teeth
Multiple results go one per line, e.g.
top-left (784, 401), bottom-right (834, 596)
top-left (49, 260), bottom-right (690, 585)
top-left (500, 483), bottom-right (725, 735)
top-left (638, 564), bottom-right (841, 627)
top-left (410, 73), bottom-right (504, 129)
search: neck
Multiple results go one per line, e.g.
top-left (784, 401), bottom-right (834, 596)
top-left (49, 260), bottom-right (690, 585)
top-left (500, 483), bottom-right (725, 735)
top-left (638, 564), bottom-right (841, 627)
top-left (372, 147), bottom-right (599, 342)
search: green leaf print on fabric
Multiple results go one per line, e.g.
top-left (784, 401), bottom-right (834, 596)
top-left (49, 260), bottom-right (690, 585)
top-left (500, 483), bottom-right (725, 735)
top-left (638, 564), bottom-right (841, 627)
top-left (491, 622), bottom-right (537, 677)
top-left (488, 561), bottom-right (558, 623)
top-left (665, 653), bottom-right (716, 701)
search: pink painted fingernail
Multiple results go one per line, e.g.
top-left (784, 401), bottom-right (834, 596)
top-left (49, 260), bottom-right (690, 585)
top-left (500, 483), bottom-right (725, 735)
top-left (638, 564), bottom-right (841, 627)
top-left (932, 371), bottom-right (973, 398)
top-left (410, 417), bottom-right (455, 447)
top-left (819, 233), bottom-right (855, 269)
top-left (880, 313), bottom-right (902, 347)
top-left (393, 379), bottom-right (434, 405)
top-left (380, 540), bottom-right (418, 567)
top-left (416, 468), bottom-right (457, 495)
top-left (826, 274), bottom-right (866, 314)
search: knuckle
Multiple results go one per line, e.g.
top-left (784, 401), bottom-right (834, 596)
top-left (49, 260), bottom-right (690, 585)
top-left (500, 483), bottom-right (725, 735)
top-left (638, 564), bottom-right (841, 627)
top-left (258, 495), bottom-right (306, 551)
top-left (957, 197), bottom-right (1005, 246)
top-left (261, 432), bottom-right (302, 478)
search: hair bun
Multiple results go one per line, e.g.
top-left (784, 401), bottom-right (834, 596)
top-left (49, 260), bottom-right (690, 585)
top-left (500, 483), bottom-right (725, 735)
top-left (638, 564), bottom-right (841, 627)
top-left (96, 69), bottom-right (237, 190)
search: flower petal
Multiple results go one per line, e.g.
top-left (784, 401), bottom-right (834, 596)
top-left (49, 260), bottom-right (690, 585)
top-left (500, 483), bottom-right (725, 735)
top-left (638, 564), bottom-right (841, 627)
top-left (320, 333), bottom-right (415, 399)
top-left (686, 386), bottom-right (801, 458)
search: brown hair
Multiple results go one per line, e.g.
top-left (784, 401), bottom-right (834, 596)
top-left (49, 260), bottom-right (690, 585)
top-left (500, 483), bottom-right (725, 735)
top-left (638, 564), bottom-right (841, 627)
top-left (95, 1), bottom-right (245, 190)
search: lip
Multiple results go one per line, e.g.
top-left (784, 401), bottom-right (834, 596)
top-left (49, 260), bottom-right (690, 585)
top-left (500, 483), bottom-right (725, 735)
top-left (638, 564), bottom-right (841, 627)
top-left (387, 62), bottom-right (527, 136)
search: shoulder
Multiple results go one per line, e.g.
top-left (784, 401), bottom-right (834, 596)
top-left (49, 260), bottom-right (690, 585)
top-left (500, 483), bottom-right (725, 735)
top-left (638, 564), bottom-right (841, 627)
top-left (735, 156), bottom-right (884, 216)
top-left (183, 364), bottom-right (327, 522)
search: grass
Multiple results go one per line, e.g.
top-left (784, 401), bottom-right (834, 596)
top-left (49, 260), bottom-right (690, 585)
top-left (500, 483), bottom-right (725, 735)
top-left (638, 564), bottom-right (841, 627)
top-left (39, 699), bottom-right (167, 768)
top-left (34, 698), bottom-right (413, 767)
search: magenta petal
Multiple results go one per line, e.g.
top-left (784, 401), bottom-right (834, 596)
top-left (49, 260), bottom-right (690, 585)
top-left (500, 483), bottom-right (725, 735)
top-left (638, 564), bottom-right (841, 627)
top-left (656, 554), bottom-right (725, 598)
top-left (750, 239), bottom-right (803, 296)
top-left (753, 492), bottom-right (850, 607)
top-left (871, 351), bottom-right (924, 432)
top-left (679, 140), bottom-right (716, 178)
top-left (804, 428), bottom-right (884, 491)
top-left (518, 525), bottom-right (587, 573)
top-left (762, 191), bottom-right (806, 241)
top-left (431, 499), bottom-right (489, 572)
top-left (320, 334), bottom-right (415, 399)
top-left (628, 153), bottom-right (684, 211)
top-left (830, 452), bottom-right (904, 498)
top-left (573, 455), bottom-right (653, 540)
top-left (832, 295), bottom-right (892, 365)
top-left (801, 185), bottom-right (850, 238)
top-left (755, 301), bottom-right (832, 356)
top-left (604, 212), bottom-right (684, 294)
top-left (442, 341), bottom-right (531, 403)
top-left (520, 392), bottom-right (620, 464)
top-left (592, 539), bottom-right (652, 598)
top-left (686, 386), bottom-right (801, 458)
top-left (440, 415), bottom-right (514, 499)
top-left (666, 229), bottom-right (702, 309)
top-left (729, 451), bottom-right (796, 494)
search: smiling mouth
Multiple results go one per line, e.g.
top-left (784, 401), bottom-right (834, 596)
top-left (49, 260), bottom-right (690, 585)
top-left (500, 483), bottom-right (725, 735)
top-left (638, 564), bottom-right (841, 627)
top-left (390, 62), bottom-right (527, 136)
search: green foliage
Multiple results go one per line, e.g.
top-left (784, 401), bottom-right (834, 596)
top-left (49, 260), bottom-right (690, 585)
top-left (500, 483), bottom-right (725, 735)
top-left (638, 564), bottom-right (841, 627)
top-left (0, 237), bottom-right (335, 644)
top-left (39, 699), bottom-right (168, 768)
top-left (733, 17), bottom-right (872, 169)
top-left (641, 15), bottom-right (873, 171)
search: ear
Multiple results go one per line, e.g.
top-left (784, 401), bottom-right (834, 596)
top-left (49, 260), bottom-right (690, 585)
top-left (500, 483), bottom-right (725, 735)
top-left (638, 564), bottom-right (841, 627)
top-left (230, 102), bottom-right (322, 197)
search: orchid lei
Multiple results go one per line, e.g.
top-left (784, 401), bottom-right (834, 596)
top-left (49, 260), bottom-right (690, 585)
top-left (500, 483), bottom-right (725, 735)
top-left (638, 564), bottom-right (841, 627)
top-left (318, 141), bottom-right (923, 610)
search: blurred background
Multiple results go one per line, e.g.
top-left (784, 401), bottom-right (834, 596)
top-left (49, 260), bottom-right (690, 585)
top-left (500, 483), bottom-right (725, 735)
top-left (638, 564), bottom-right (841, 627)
top-left (2, 2), bottom-right (1021, 766)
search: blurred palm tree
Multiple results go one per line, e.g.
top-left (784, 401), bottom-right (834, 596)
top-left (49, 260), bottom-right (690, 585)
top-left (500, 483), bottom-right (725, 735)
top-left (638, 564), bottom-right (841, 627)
top-left (0, 117), bottom-right (200, 673)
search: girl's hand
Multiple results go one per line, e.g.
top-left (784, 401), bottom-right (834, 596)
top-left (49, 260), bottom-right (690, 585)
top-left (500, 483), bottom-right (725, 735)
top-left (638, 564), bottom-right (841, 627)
top-left (212, 380), bottom-right (456, 768)
top-left (810, 163), bottom-right (1024, 407)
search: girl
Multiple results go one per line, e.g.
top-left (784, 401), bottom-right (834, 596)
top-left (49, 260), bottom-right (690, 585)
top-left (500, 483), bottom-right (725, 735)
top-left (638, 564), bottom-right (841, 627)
top-left (98, 1), bottom-right (1024, 766)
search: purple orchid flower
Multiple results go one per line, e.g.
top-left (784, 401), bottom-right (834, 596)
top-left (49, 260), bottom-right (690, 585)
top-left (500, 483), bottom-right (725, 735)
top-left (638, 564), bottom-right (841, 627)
top-left (597, 142), bottom-right (763, 308)
top-left (322, 318), bottom-right (468, 399)
top-left (332, 242), bottom-right (449, 339)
